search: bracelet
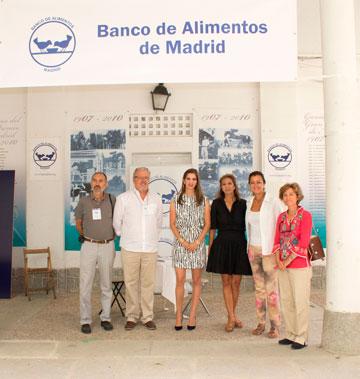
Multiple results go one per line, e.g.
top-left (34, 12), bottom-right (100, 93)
top-left (195, 239), bottom-right (200, 246)
top-left (178, 237), bottom-right (184, 244)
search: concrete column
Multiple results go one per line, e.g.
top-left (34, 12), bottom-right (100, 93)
top-left (320, 0), bottom-right (360, 354)
top-left (26, 88), bottom-right (66, 271)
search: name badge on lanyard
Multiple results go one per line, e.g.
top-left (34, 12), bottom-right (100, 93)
top-left (92, 208), bottom-right (102, 220)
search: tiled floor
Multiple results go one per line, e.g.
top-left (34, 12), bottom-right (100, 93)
top-left (1, 286), bottom-right (359, 378)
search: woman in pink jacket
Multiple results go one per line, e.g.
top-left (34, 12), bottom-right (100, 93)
top-left (273, 183), bottom-right (312, 350)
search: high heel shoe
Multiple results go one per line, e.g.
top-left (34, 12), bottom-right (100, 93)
top-left (187, 316), bottom-right (196, 330)
top-left (175, 315), bottom-right (183, 331)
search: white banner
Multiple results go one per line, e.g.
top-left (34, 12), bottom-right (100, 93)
top-left (0, 0), bottom-right (297, 88)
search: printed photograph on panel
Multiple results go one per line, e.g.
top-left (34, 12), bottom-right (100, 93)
top-left (69, 129), bottom-right (126, 226)
top-left (199, 127), bottom-right (253, 200)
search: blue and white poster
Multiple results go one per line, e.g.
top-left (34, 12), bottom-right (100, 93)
top-left (195, 109), bottom-right (256, 200)
top-left (65, 112), bottom-right (127, 250)
top-left (199, 127), bottom-right (253, 200)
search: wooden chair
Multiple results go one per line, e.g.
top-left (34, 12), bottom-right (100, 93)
top-left (23, 247), bottom-right (56, 301)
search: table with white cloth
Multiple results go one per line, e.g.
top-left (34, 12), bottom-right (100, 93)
top-left (155, 257), bottom-right (189, 307)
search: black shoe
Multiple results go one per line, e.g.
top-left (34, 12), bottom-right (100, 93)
top-left (81, 324), bottom-right (91, 334)
top-left (187, 325), bottom-right (196, 331)
top-left (291, 342), bottom-right (307, 350)
top-left (278, 338), bottom-right (293, 345)
top-left (101, 321), bottom-right (113, 331)
top-left (175, 315), bottom-right (183, 331)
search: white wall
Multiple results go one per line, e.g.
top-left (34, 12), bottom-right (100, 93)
top-left (260, 58), bottom-right (324, 194)
top-left (298, 0), bottom-right (360, 56)
top-left (24, 83), bottom-right (259, 269)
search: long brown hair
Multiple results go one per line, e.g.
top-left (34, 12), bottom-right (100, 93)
top-left (177, 168), bottom-right (204, 206)
top-left (217, 174), bottom-right (241, 201)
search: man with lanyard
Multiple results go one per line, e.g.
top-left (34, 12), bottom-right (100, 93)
top-left (113, 167), bottom-right (162, 331)
top-left (75, 171), bottom-right (116, 334)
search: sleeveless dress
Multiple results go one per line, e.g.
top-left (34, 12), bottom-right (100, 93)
top-left (172, 194), bottom-right (207, 269)
top-left (206, 198), bottom-right (252, 275)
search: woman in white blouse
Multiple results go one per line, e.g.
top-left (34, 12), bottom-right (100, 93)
top-left (245, 171), bottom-right (284, 338)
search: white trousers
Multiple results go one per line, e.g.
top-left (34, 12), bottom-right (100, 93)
top-left (80, 241), bottom-right (115, 325)
top-left (278, 267), bottom-right (312, 345)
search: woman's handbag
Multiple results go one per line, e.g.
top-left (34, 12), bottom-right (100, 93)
top-left (308, 228), bottom-right (325, 261)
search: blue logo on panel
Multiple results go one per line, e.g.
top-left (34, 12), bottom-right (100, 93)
top-left (150, 176), bottom-right (178, 214)
top-left (29, 19), bottom-right (76, 69)
top-left (33, 143), bottom-right (57, 168)
top-left (267, 143), bottom-right (292, 169)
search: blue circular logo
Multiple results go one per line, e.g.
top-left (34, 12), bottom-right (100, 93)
top-left (33, 143), bottom-right (57, 168)
top-left (150, 177), bottom-right (178, 214)
top-left (268, 143), bottom-right (292, 169)
top-left (29, 20), bottom-right (76, 68)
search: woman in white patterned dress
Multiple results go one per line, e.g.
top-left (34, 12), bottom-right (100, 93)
top-left (170, 168), bottom-right (210, 331)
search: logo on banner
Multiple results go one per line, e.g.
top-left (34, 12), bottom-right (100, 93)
top-left (33, 143), bottom-right (57, 168)
top-left (29, 18), bottom-right (76, 70)
top-left (268, 143), bottom-right (292, 169)
top-left (150, 176), bottom-right (178, 214)
top-left (158, 237), bottom-right (174, 258)
top-left (159, 238), bottom-right (174, 246)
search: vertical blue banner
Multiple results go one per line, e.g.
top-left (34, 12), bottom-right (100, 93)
top-left (0, 170), bottom-right (15, 298)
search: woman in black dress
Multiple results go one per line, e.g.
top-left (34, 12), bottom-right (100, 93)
top-left (206, 174), bottom-right (252, 332)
